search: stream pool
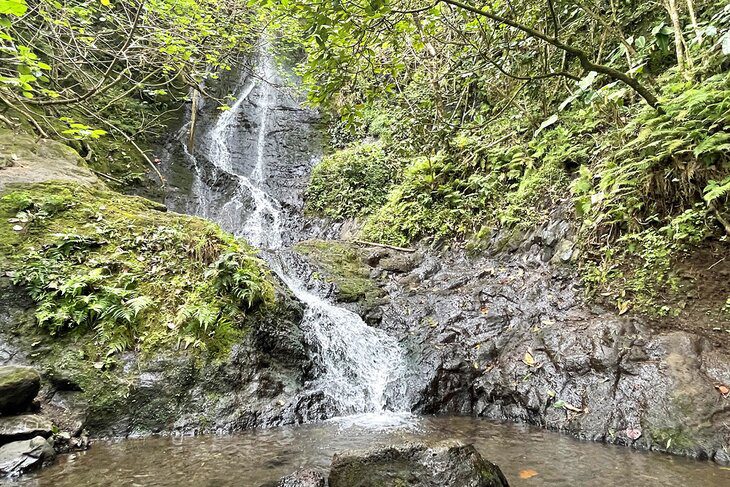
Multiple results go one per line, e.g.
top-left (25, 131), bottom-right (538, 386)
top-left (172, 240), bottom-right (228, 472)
top-left (12, 415), bottom-right (730, 486)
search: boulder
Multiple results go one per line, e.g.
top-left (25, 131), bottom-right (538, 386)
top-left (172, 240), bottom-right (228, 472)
top-left (0, 415), bottom-right (53, 445)
top-left (0, 366), bottom-right (41, 415)
top-left (0, 436), bottom-right (55, 477)
top-left (263, 469), bottom-right (326, 487)
top-left (328, 441), bottom-right (509, 487)
top-left (378, 253), bottom-right (420, 273)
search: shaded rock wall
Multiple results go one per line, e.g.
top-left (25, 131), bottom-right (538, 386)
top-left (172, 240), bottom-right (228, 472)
top-left (0, 278), bottom-right (323, 437)
top-left (299, 212), bottom-right (730, 463)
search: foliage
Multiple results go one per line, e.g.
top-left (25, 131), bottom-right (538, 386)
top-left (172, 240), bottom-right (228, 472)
top-left (0, 182), bottom-right (274, 356)
top-left (0, 0), bottom-right (261, 185)
top-left (284, 0), bottom-right (730, 315)
top-left (306, 141), bottom-right (401, 219)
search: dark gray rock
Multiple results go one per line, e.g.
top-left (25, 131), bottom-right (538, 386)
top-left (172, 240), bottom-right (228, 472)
top-left (0, 435), bottom-right (55, 478)
top-left (263, 469), bottom-right (326, 487)
top-left (0, 415), bottom-right (53, 445)
top-left (378, 252), bottom-right (421, 273)
top-left (368, 241), bottom-right (730, 462)
top-left (0, 366), bottom-right (40, 415)
top-left (328, 441), bottom-right (509, 487)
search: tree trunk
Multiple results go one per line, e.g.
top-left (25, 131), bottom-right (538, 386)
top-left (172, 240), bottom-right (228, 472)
top-left (188, 89), bottom-right (199, 153)
top-left (664, 0), bottom-right (691, 75)
top-left (685, 0), bottom-right (702, 42)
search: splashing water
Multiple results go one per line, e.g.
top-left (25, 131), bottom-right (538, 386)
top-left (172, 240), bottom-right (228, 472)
top-left (183, 50), bottom-right (410, 420)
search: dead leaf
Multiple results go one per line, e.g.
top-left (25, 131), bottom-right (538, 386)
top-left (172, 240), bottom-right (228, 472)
top-left (625, 428), bottom-right (642, 440)
top-left (519, 469), bottom-right (538, 479)
top-left (522, 351), bottom-right (535, 367)
top-left (715, 384), bottom-right (729, 395)
top-left (564, 403), bottom-right (583, 413)
top-left (617, 300), bottom-right (631, 315)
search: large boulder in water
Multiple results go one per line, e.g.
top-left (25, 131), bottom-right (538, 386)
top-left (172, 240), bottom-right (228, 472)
top-left (0, 366), bottom-right (40, 415)
top-left (328, 441), bottom-right (509, 487)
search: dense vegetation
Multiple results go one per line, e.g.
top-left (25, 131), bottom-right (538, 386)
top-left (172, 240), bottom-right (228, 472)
top-left (0, 0), bottom-right (259, 187)
top-left (0, 181), bottom-right (274, 357)
top-left (261, 0), bottom-right (730, 315)
top-left (2, 0), bottom-right (729, 320)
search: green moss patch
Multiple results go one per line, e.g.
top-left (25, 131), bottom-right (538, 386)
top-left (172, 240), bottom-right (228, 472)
top-left (295, 239), bottom-right (384, 306)
top-left (0, 181), bottom-right (275, 358)
top-left (305, 141), bottom-right (401, 220)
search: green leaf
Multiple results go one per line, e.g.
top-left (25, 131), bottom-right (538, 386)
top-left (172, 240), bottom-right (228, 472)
top-left (0, 0), bottom-right (27, 16)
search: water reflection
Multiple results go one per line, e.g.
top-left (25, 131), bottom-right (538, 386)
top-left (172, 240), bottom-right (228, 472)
top-left (15, 416), bottom-right (730, 487)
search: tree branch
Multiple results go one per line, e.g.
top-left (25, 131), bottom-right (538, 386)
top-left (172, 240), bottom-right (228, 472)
top-left (439, 0), bottom-right (660, 108)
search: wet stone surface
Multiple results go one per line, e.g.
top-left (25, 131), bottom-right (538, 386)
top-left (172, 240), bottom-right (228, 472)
top-left (355, 223), bottom-right (730, 462)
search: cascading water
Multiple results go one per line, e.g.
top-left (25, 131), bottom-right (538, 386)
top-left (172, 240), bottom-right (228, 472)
top-left (181, 51), bottom-right (409, 420)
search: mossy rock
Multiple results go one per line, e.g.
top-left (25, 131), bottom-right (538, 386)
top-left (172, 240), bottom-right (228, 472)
top-left (0, 366), bottom-right (40, 415)
top-left (294, 240), bottom-right (384, 307)
top-left (328, 441), bottom-right (509, 487)
top-left (0, 180), bottom-right (276, 362)
top-left (0, 130), bottom-right (98, 193)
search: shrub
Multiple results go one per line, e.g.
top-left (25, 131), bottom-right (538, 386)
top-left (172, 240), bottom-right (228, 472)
top-left (306, 141), bottom-right (401, 220)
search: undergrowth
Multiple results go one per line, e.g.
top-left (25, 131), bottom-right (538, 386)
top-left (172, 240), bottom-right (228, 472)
top-left (0, 181), bottom-right (274, 357)
top-left (308, 70), bottom-right (729, 315)
top-left (305, 141), bottom-right (401, 219)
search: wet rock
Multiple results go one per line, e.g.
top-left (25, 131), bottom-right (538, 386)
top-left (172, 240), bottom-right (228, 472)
top-left (0, 436), bottom-right (55, 477)
top-left (355, 233), bottom-right (730, 462)
top-left (264, 469), bottom-right (326, 487)
top-left (378, 252), bottom-right (421, 273)
top-left (0, 415), bottom-right (53, 444)
top-left (328, 441), bottom-right (509, 487)
top-left (0, 366), bottom-right (40, 415)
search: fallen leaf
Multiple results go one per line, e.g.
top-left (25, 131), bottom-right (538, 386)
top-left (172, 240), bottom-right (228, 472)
top-left (564, 403), bottom-right (583, 413)
top-left (12, 225), bottom-right (23, 232)
top-left (625, 428), bottom-right (642, 440)
top-left (519, 469), bottom-right (538, 479)
top-left (522, 351), bottom-right (535, 367)
top-left (715, 384), bottom-right (729, 395)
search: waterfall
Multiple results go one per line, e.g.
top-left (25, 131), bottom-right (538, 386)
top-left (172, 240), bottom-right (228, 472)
top-left (181, 51), bottom-right (410, 420)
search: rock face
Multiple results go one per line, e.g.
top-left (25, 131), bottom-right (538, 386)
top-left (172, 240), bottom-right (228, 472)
top-left (365, 219), bottom-right (730, 462)
top-left (0, 129), bottom-right (98, 192)
top-left (0, 436), bottom-right (55, 477)
top-left (0, 366), bottom-right (40, 415)
top-left (328, 441), bottom-right (509, 487)
top-left (0, 276), bottom-right (322, 437)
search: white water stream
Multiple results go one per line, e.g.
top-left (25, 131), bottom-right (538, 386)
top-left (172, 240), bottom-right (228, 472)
top-left (185, 53), bottom-right (409, 420)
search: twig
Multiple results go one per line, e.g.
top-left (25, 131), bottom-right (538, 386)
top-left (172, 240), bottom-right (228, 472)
top-left (707, 257), bottom-right (726, 271)
top-left (0, 93), bottom-right (48, 138)
top-left (351, 239), bottom-right (416, 253)
top-left (91, 169), bottom-right (124, 185)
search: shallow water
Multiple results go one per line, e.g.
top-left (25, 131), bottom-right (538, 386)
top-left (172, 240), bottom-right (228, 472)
top-left (14, 415), bottom-right (730, 487)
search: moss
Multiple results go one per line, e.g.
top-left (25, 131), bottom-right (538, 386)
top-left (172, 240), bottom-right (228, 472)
top-left (306, 141), bottom-right (401, 220)
top-left (0, 181), bottom-right (275, 358)
top-left (294, 239), bottom-right (384, 306)
top-left (650, 427), bottom-right (696, 451)
top-left (497, 160), bottom-right (569, 230)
